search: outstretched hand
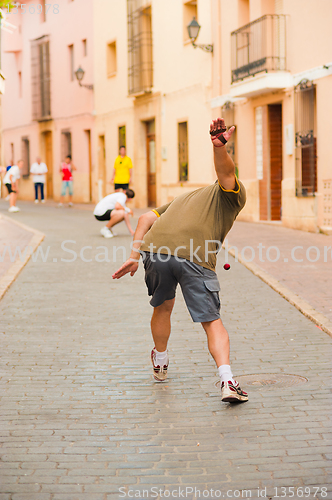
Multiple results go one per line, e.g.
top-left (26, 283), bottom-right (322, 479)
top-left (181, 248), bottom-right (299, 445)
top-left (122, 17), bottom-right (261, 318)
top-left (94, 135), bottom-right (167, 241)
top-left (112, 259), bottom-right (139, 279)
top-left (210, 118), bottom-right (235, 147)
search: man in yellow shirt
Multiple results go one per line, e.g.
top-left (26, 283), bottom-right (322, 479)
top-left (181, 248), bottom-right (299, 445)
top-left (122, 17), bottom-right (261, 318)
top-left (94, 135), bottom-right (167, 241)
top-left (111, 146), bottom-right (133, 191)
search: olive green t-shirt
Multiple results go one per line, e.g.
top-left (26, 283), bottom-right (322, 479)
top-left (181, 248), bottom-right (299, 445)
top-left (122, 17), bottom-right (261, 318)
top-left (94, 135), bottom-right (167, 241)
top-left (140, 178), bottom-right (246, 271)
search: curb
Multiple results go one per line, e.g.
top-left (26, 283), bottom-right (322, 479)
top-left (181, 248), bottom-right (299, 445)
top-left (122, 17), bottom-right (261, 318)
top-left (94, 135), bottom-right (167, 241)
top-left (228, 248), bottom-right (332, 339)
top-left (0, 214), bottom-right (45, 301)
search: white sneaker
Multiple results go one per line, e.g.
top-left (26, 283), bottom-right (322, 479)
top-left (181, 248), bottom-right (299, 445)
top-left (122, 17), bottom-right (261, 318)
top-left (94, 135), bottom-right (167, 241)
top-left (8, 206), bottom-right (20, 213)
top-left (100, 227), bottom-right (114, 238)
top-left (5, 195), bottom-right (10, 201)
top-left (68, 202), bottom-right (73, 207)
top-left (34, 199), bottom-right (39, 204)
top-left (41, 200), bottom-right (45, 203)
top-left (58, 203), bottom-right (63, 207)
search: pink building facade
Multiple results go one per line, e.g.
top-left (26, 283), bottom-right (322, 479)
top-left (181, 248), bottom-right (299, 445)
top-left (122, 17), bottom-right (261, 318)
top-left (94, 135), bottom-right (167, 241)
top-left (1, 0), bottom-right (95, 202)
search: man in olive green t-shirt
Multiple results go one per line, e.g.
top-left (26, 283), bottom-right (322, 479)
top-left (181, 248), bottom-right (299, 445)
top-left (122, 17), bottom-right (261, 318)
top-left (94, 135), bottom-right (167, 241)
top-left (113, 118), bottom-right (248, 404)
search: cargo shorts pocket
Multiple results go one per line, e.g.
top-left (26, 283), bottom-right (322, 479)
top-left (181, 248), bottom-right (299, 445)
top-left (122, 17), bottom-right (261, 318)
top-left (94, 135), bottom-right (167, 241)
top-left (204, 279), bottom-right (221, 312)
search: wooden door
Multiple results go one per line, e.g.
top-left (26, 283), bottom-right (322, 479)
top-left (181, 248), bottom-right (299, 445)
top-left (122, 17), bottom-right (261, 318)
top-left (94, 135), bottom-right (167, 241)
top-left (44, 131), bottom-right (53, 198)
top-left (269, 104), bottom-right (282, 220)
top-left (146, 120), bottom-right (156, 206)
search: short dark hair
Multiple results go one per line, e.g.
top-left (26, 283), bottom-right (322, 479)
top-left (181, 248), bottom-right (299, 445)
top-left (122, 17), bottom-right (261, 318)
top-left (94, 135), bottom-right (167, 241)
top-left (126, 189), bottom-right (135, 199)
top-left (66, 155), bottom-right (72, 160)
top-left (119, 145), bottom-right (126, 151)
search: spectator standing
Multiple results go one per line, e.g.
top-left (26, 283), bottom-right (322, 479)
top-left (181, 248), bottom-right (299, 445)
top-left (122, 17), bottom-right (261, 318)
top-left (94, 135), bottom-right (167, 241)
top-left (30, 157), bottom-right (48, 203)
top-left (59, 155), bottom-right (76, 207)
top-left (4, 160), bottom-right (23, 212)
top-left (111, 146), bottom-right (133, 192)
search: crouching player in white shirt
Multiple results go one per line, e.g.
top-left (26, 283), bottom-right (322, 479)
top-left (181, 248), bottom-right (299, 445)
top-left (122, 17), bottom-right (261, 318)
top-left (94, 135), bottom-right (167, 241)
top-left (93, 189), bottom-right (135, 238)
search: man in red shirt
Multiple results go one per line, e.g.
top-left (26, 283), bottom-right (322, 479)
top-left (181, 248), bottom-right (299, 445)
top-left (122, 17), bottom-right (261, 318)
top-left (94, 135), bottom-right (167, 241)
top-left (59, 155), bottom-right (77, 207)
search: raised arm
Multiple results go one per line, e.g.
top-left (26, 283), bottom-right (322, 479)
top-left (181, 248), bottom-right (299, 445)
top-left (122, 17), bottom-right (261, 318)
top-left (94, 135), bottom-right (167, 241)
top-left (112, 210), bottom-right (158, 279)
top-left (210, 118), bottom-right (236, 191)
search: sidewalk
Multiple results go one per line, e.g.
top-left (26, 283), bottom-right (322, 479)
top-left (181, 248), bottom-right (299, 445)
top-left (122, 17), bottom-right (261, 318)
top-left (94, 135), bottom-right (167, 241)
top-left (226, 221), bottom-right (332, 328)
top-left (0, 200), bottom-right (331, 499)
top-left (0, 213), bottom-right (44, 300)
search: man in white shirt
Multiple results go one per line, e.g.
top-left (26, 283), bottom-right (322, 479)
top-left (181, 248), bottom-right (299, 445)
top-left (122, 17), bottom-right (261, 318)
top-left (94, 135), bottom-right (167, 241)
top-left (4, 160), bottom-right (23, 212)
top-left (30, 157), bottom-right (48, 203)
top-left (94, 189), bottom-right (135, 238)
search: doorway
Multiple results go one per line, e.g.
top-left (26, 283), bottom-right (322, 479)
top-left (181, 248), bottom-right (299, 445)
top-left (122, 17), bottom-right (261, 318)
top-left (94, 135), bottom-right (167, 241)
top-left (43, 131), bottom-right (53, 199)
top-left (85, 130), bottom-right (92, 201)
top-left (98, 135), bottom-right (106, 199)
top-left (259, 104), bottom-right (282, 221)
top-left (146, 119), bottom-right (156, 206)
top-left (269, 104), bottom-right (282, 220)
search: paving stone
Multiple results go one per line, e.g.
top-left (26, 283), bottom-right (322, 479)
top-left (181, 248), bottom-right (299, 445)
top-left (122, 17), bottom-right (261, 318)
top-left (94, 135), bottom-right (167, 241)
top-left (0, 202), bottom-right (331, 495)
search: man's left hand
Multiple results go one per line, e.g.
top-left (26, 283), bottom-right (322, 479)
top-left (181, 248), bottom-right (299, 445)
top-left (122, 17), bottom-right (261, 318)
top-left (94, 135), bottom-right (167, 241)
top-left (210, 118), bottom-right (235, 147)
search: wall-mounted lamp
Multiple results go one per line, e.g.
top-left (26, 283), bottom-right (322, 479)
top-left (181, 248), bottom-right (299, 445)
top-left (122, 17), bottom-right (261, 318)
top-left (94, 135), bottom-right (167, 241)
top-left (187, 17), bottom-right (213, 53)
top-left (75, 66), bottom-right (93, 90)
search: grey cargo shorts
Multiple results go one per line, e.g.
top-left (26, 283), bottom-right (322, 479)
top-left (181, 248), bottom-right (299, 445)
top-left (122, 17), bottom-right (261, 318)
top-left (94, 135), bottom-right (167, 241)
top-left (142, 253), bottom-right (221, 323)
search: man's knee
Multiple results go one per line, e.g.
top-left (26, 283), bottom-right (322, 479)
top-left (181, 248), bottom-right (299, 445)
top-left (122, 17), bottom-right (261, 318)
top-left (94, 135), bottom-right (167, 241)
top-left (112, 209), bottom-right (125, 218)
top-left (154, 298), bottom-right (175, 314)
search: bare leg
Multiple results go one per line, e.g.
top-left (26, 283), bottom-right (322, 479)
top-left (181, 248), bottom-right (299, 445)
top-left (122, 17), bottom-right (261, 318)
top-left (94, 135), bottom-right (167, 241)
top-left (151, 299), bottom-right (175, 351)
top-left (9, 192), bottom-right (16, 208)
top-left (68, 195), bottom-right (73, 204)
top-left (106, 209), bottom-right (125, 229)
top-left (201, 319), bottom-right (230, 367)
top-left (123, 212), bottom-right (135, 236)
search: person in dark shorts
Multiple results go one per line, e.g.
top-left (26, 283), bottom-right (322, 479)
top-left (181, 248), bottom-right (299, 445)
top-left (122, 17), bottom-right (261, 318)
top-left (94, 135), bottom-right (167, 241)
top-left (111, 146), bottom-right (133, 191)
top-left (94, 189), bottom-right (135, 238)
top-left (112, 119), bottom-right (248, 404)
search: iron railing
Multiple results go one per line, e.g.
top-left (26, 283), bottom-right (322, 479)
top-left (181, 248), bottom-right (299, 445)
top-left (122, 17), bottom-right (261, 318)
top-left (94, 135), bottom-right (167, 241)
top-left (295, 79), bottom-right (317, 197)
top-left (127, 0), bottom-right (153, 95)
top-left (231, 14), bottom-right (287, 83)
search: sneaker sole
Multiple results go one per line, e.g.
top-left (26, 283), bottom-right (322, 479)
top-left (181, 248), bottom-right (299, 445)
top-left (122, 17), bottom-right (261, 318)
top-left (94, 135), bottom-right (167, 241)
top-left (221, 389), bottom-right (248, 403)
top-left (153, 372), bottom-right (168, 382)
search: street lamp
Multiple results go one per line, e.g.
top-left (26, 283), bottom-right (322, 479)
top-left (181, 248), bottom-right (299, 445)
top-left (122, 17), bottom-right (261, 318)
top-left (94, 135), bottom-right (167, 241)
top-left (187, 17), bottom-right (213, 53)
top-left (75, 66), bottom-right (93, 90)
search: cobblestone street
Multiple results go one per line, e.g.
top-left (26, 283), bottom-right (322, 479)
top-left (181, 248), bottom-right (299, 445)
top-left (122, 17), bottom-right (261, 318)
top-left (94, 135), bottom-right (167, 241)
top-left (0, 201), bottom-right (332, 500)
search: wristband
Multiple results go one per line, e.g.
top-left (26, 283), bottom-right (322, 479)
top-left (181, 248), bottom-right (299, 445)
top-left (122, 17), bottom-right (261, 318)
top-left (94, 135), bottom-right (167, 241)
top-left (210, 126), bottom-right (228, 146)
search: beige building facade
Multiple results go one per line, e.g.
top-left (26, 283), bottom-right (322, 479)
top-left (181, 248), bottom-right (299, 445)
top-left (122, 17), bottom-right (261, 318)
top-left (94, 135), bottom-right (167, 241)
top-left (210, 0), bottom-right (332, 232)
top-left (93, 0), bottom-right (332, 233)
top-left (1, 0), bottom-right (95, 203)
top-left (93, 0), bottom-right (215, 208)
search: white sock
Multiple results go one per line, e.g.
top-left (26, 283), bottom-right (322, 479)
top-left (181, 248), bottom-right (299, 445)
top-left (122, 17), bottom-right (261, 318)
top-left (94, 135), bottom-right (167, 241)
top-left (218, 364), bottom-right (235, 384)
top-left (154, 349), bottom-right (168, 365)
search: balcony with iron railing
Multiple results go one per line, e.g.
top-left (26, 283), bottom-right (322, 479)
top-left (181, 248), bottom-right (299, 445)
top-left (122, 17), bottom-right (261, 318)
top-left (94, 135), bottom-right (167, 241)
top-left (230, 15), bottom-right (291, 98)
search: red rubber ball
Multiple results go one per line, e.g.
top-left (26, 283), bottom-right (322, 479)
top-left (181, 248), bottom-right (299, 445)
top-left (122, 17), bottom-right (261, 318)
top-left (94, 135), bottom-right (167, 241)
top-left (223, 263), bottom-right (231, 270)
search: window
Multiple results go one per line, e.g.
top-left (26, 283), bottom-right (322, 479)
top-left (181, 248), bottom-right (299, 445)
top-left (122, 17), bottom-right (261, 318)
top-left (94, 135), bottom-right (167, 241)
top-left (61, 130), bottom-right (72, 160)
top-left (21, 138), bottom-right (30, 177)
top-left (127, 0), bottom-right (153, 95)
top-left (107, 41), bottom-right (117, 77)
top-left (18, 71), bottom-right (22, 98)
top-left (178, 122), bottom-right (188, 182)
top-left (31, 36), bottom-right (51, 120)
top-left (10, 143), bottom-right (14, 164)
top-left (295, 79), bottom-right (317, 197)
top-left (82, 39), bottom-right (87, 57)
top-left (119, 125), bottom-right (126, 149)
top-left (42, 0), bottom-right (46, 22)
top-left (69, 44), bottom-right (74, 81)
top-left (183, 1), bottom-right (197, 42)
